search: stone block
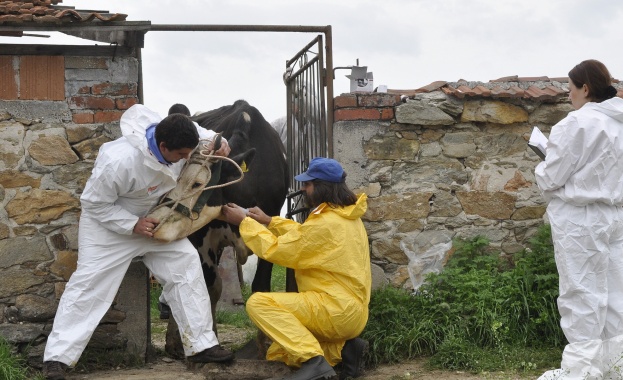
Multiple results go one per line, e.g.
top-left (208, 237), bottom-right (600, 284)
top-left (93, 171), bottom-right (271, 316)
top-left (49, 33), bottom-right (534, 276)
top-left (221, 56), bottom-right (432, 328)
top-left (461, 100), bottom-right (528, 124)
top-left (0, 236), bottom-right (51, 268)
top-left (6, 188), bottom-right (80, 224)
top-left (28, 135), bottom-right (79, 165)
top-left (0, 170), bottom-right (40, 188)
top-left (115, 261), bottom-right (149, 361)
top-left (456, 191), bottom-right (516, 219)
top-left (396, 100), bottom-right (455, 126)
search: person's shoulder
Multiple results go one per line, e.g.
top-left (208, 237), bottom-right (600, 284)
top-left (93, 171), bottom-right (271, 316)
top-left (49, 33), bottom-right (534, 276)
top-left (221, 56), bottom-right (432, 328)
top-left (99, 137), bottom-right (141, 163)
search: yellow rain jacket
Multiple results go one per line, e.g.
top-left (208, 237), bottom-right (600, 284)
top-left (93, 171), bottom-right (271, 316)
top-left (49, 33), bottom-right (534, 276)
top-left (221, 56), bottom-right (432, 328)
top-left (240, 193), bottom-right (371, 367)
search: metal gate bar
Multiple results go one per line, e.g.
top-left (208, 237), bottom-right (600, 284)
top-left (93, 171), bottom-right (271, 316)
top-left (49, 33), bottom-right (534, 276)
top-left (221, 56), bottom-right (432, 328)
top-left (284, 35), bottom-right (330, 223)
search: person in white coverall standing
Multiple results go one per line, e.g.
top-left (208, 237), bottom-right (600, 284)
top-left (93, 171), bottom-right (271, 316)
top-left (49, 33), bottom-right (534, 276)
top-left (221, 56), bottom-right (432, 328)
top-left (42, 104), bottom-right (233, 380)
top-left (535, 59), bottom-right (623, 380)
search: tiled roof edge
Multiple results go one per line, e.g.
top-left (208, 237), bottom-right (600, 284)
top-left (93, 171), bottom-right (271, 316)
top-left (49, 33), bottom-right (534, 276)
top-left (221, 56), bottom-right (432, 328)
top-left (0, 1), bottom-right (127, 24)
top-left (389, 78), bottom-right (623, 101)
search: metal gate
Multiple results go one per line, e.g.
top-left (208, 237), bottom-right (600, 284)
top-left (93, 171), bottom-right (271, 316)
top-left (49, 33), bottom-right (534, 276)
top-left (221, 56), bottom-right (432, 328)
top-left (284, 35), bottom-right (332, 222)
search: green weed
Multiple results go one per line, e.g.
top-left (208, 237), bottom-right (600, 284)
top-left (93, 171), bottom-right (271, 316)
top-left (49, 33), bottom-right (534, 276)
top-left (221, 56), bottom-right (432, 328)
top-left (0, 337), bottom-right (44, 380)
top-left (270, 264), bottom-right (287, 292)
top-left (363, 224), bottom-right (564, 373)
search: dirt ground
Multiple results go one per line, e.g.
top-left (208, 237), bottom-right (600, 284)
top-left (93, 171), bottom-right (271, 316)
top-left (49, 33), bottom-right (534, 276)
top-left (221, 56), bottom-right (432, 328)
top-left (65, 357), bottom-right (541, 380)
top-left (64, 320), bottom-right (541, 380)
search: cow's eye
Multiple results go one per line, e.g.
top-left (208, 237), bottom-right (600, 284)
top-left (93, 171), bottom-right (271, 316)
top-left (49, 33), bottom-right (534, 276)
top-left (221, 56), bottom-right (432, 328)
top-left (192, 182), bottom-right (203, 189)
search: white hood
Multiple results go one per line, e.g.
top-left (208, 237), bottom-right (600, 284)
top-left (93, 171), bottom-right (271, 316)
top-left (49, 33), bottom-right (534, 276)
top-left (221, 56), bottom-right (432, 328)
top-left (120, 104), bottom-right (162, 149)
top-left (590, 96), bottom-right (623, 122)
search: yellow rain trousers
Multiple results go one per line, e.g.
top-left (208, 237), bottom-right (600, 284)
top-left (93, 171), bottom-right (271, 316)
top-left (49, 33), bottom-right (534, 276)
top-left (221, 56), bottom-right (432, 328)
top-left (240, 193), bottom-right (371, 367)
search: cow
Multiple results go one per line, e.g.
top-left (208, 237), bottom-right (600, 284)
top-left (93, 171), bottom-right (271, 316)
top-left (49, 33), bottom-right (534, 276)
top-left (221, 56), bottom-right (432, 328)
top-left (153, 100), bottom-right (289, 358)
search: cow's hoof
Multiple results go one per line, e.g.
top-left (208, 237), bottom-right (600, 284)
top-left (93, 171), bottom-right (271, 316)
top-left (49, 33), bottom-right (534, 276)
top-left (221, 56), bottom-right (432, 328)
top-left (158, 302), bottom-right (171, 320)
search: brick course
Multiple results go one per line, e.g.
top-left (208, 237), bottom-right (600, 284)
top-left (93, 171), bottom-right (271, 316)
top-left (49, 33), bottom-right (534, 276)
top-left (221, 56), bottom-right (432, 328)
top-left (94, 110), bottom-right (124, 123)
top-left (72, 112), bottom-right (94, 124)
top-left (70, 96), bottom-right (116, 110)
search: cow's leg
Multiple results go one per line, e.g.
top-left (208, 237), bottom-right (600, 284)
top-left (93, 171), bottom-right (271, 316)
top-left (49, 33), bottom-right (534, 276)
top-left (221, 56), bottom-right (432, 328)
top-left (249, 258), bottom-right (274, 359)
top-left (207, 267), bottom-right (223, 336)
top-left (164, 246), bottom-right (222, 359)
top-left (251, 258), bottom-right (273, 293)
top-left (164, 317), bottom-right (183, 359)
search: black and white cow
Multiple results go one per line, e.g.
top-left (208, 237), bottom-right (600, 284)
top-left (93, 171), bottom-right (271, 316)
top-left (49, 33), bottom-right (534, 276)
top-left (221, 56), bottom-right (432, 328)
top-left (164, 100), bottom-right (289, 357)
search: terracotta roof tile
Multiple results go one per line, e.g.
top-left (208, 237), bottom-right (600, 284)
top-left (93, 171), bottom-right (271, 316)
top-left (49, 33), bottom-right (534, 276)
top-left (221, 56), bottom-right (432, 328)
top-left (549, 77), bottom-right (569, 83)
top-left (525, 86), bottom-right (549, 100)
top-left (490, 86), bottom-right (508, 97)
top-left (517, 76), bottom-right (550, 82)
top-left (0, 0), bottom-right (126, 25)
top-left (390, 77), bottom-right (623, 101)
top-left (507, 85), bottom-right (525, 98)
top-left (440, 85), bottom-right (456, 97)
top-left (474, 85), bottom-right (491, 97)
top-left (457, 84), bottom-right (477, 97)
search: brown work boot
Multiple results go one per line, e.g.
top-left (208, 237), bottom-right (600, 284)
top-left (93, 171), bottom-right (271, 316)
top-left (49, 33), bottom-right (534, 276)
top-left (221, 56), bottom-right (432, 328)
top-left (43, 361), bottom-right (67, 380)
top-left (187, 344), bottom-right (234, 363)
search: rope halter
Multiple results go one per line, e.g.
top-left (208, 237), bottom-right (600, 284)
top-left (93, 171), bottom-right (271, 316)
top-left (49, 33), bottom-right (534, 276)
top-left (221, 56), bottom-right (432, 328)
top-left (149, 136), bottom-right (245, 233)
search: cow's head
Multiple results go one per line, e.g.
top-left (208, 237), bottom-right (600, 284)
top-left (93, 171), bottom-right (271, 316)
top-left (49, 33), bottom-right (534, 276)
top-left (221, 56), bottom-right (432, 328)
top-left (148, 135), bottom-right (255, 243)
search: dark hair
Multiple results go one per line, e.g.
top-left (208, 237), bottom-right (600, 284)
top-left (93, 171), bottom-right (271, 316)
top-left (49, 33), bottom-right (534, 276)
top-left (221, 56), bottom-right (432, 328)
top-left (168, 103), bottom-right (191, 116)
top-left (308, 173), bottom-right (357, 208)
top-left (155, 113), bottom-right (199, 151)
top-left (568, 59), bottom-right (617, 103)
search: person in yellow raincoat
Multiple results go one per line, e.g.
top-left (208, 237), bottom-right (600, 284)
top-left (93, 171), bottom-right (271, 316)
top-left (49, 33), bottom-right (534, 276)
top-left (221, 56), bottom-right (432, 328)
top-left (222, 157), bottom-right (371, 380)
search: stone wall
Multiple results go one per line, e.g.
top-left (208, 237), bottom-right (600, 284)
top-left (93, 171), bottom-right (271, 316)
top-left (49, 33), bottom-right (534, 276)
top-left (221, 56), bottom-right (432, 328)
top-left (0, 49), bottom-right (147, 365)
top-left (333, 80), bottom-right (623, 291)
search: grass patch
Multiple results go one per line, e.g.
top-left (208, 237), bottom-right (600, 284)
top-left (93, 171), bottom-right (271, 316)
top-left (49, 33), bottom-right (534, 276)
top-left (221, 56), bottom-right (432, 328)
top-left (270, 264), bottom-right (287, 292)
top-left (363, 224), bottom-right (565, 374)
top-left (215, 307), bottom-right (254, 328)
top-left (0, 337), bottom-right (44, 380)
top-left (73, 349), bottom-right (144, 373)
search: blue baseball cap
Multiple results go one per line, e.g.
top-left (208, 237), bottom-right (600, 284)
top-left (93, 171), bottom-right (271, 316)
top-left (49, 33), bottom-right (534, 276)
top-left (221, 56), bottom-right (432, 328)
top-left (294, 157), bottom-right (344, 183)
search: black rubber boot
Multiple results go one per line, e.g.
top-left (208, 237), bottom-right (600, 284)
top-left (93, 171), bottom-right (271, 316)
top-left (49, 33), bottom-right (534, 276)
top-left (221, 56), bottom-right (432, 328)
top-left (339, 338), bottom-right (368, 379)
top-left (279, 356), bottom-right (336, 380)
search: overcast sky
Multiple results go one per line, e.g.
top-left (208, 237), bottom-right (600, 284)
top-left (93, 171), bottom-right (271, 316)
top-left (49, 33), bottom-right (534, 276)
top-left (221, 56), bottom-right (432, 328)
top-left (2, 0), bottom-right (622, 122)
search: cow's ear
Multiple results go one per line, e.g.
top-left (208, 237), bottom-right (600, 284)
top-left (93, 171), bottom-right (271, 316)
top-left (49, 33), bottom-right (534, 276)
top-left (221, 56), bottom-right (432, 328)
top-left (224, 148), bottom-right (256, 176)
top-left (212, 134), bottom-right (222, 151)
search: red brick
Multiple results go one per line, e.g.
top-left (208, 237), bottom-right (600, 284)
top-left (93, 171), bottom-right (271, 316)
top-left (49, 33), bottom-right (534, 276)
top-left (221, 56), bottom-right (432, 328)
top-left (92, 83), bottom-right (137, 96)
top-left (380, 108), bottom-right (395, 120)
top-left (94, 110), bottom-right (124, 123)
top-left (71, 96), bottom-right (115, 110)
top-left (358, 94), bottom-right (402, 108)
top-left (77, 86), bottom-right (91, 94)
top-left (334, 95), bottom-right (357, 109)
top-left (72, 112), bottom-right (94, 124)
top-left (334, 108), bottom-right (380, 121)
top-left (116, 97), bottom-right (138, 110)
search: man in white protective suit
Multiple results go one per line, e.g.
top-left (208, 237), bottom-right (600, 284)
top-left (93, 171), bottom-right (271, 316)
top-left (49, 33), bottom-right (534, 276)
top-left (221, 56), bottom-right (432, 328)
top-left (42, 104), bottom-right (233, 380)
top-left (535, 59), bottom-right (623, 379)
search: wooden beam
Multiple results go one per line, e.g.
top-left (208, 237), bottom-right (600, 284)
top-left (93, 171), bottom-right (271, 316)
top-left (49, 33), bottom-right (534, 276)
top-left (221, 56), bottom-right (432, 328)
top-left (0, 44), bottom-right (136, 57)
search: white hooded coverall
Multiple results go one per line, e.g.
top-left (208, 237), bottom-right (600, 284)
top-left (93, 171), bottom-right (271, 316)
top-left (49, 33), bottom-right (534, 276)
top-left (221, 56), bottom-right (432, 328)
top-left (44, 104), bottom-right (219, 366)
top-left (535, 97), bottom-right (623, 379)
top-left (241, 194), bottom-right (371, 368)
